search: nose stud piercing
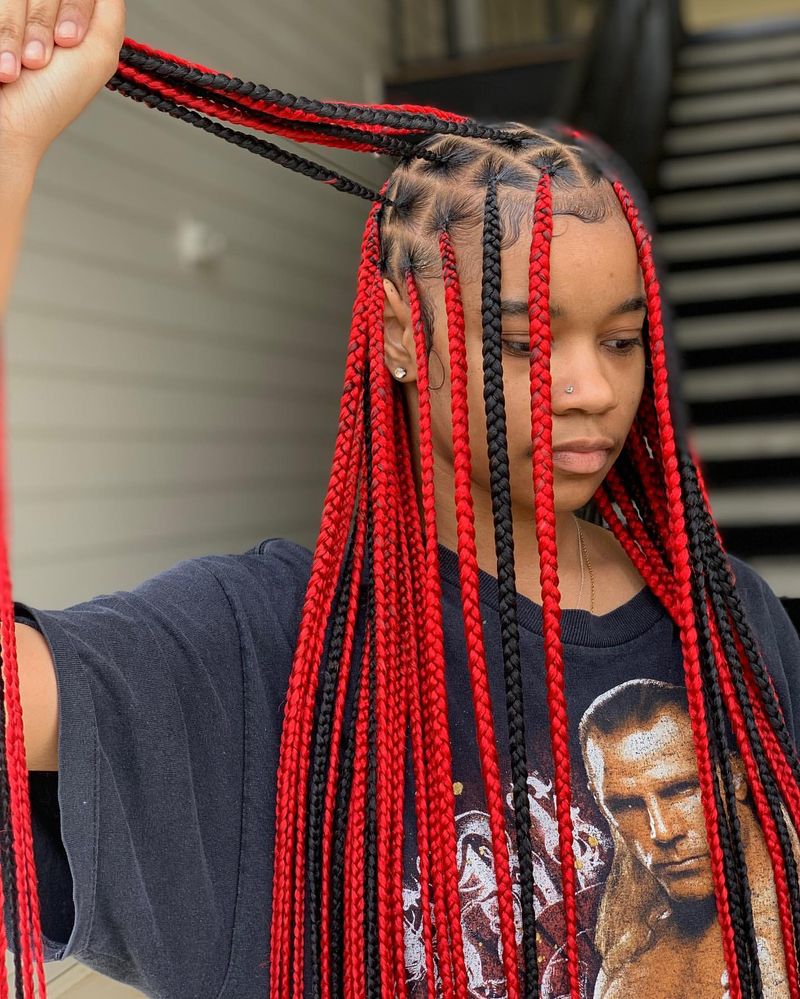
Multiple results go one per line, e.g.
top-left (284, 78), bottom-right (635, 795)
top-left (565, 384), bottom-right (575, 394)
top-left (393, 366), bottom-right (407, 380)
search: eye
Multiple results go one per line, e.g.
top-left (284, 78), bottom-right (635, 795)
top-left (500, 338), bottom-right (531, 358)
top-left (603, 337), bottom-right (644, 355)
top-left (500, 336), bottom-right (646, 358)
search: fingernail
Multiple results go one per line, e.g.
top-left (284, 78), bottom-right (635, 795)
top-left (57, 21), bottom-right (79, 40)
top-left (0, 52), bottom-right (17, 76)
top-left (24, 40), bottom-right (45, 62)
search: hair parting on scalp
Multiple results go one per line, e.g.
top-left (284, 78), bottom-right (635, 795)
top-left (0, 36), bottom-right (798, 999)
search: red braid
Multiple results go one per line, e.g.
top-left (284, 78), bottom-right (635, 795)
top-left (0, 332), bottom-right (46, 998)
top-left (613, 179), bottom-right (744, 999)
top-left (527, 170), bottom-right (581, 998)
top-left (439, 231), bottom-right (522, 999)
top-left (405, 271), bottom-right (466, 999)
top-left (318, 477), bottom-right (367, 999)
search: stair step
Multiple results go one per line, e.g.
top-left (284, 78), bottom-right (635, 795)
top-left (669, 84), bottom-right (800, 125)
top-left (660, 219), bottom-right (800, 264)
top-left (689, 394), bottom-right (797, 422)
top-left (663, 116), bottom-right (800, 156)
top-left (681, 340), bottom-right (800, 370)
top-left (665, 260), bottom-right (800, 306)
top-left (675, 308), bottom-right (800, 348)
top-left (675, 58), bottom-right (800, 95)
top-left (716, 523), bottom-right (800, 561)
top-left (692, 420), bottom-right (800, 459)
top-left (710, 484), bottom-right (800, 524)
top-left (683, 360), bottom-right (800, 401)
top-left (739, 556), bottom-right (800, 598)
top-left (653, 180), bottom-right (800, 226)
top-left (658, 146), bottom-right (800, 190)
top-left (678, 32), bottom-right (800, 68)
top-left (702, 453), bottom-right (800, 488)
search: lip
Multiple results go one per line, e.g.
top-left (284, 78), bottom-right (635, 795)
top-left (655, 855), bottom-right (706, 874)
top-left (552, 438), bottom-right (615, 452)
top-left (551, 447), bottom-right (612, 474)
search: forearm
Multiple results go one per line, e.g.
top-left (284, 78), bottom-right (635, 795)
top-left (0, 155), bottom-right (40, 319)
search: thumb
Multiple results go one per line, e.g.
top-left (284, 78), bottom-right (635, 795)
top-left (86, 0), bottom-right (127, 65)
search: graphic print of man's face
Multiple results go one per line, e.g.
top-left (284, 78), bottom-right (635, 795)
top-left (585, 704), bottom-right (713, 903)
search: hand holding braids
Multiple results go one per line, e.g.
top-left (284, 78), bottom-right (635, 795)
top-left (1, 33), bottom-right (799, 999)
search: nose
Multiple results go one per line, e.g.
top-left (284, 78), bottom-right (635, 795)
top-left (647, 798), bottom-right (676, 844)
top-left (550, 344), bottom-right (616, 415)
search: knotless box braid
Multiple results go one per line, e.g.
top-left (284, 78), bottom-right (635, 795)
top-left (0, 36), bottom-right (798, 999)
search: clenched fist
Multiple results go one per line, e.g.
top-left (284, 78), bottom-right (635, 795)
top-left (0, 0), bottom-right (126, 168)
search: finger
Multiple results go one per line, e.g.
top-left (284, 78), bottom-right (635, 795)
top-left (21, 0), bottom-right (61, 68)
top-left (0, 0), bottom-right (24, 82)
top-left (53, 0), bottom-right (96, 47)
top-left (82, 0), bottom-right (125, 69)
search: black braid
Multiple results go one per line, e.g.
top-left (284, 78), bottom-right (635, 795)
top-left (105, 75), bottom-right (391, 204)
top-left (478, 173), bottom-right (540, 998)
top-left (685, 458), bottom-right (800, 962)
top-left (363, 424), bottom-right (381, 999)
top-left (700, 524), bottom-right (800, 785)
top-left (122, 70), bottom-right (449, 164)
top-left (117, 47), bottom-right (528, 144)
top-left (306, 511), bottom-right (361, 999)
top-left (328, 641), bottom-right (365, 999)
top-left (681, 459), bottom-right (762, 995)
top-left (0, 648), bottom-right (23, 999)
top-left (329, 369), bottom-right (375, 997)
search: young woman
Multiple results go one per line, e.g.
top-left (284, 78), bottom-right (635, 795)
top-left (1, 3), bottom-right (800, 998)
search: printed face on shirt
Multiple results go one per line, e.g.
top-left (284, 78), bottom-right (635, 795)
top-left (585, 704), bottom-right (713, 903)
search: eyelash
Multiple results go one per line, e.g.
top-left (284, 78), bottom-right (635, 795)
top-left (500, 336), bottom-right (645, 358)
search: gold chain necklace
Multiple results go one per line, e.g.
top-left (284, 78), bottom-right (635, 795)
top-left (574, 515), bottom-right (596, 614)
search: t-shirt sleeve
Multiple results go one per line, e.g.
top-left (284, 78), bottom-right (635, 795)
top-left (727, 554), bottom-right (800, 750)
top-left (11, 553), bottom-right (248, 997)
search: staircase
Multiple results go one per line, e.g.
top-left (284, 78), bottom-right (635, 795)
top-left (652, 18), bottom-right (800, 605)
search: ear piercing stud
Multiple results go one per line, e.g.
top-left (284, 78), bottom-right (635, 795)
top-left (565, 384), bottom-right (574, 394)
top-left (393, 366), bottom-right (407, 380)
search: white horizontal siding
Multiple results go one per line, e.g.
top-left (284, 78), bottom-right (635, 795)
top-left (5, 0), bottom-right (391, 994)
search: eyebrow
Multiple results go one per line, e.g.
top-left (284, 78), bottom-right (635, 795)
top-left (500, 295), bottom-right (647, 319)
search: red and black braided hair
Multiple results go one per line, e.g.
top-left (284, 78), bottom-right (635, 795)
top-left (0, 38), bottom-right (798, 999)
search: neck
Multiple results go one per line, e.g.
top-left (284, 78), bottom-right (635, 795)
top-left (430, 463), bottom-right (589, 609)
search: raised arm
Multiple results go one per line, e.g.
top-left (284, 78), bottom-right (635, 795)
top-left (0, 0), bottom-right (126, 768)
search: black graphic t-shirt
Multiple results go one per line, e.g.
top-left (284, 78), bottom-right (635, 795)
top-left (10, 537), bottom-right (800, 999)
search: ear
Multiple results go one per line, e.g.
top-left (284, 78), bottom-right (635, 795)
top-left (382, 278), bottom-right (418, 383)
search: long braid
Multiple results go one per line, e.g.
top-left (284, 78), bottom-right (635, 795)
top-left (682, 483), bottom-right (762, 997)
top-left (109, 66), bottom-right (447, 162)
top-left (478, 172), bottom-right (541, 998)
top-left (318, 479), bottom-right (368, 999)
top-left (683, 455), bottom-right (800, 993)
top-left (613, 178), bottom-right (744, 999)
top-left (0, 332), bottom-right (45, 998)
top-left (527, 169), bottom-right (581, 998)
top-left (0, 641), bottom-right (23, 999)
top-left (306, 507), bottom-right (363, 999)
top-left (439, 229), bottom-right (522, 999)
top-left (406, 270), bottom-right (467, 999)
top-left (271, 202), bottom-right (378, 999)
top-left (364, 449), bottom-right (381, 999)
top-left (395, 397), bottom-right (438, 999)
